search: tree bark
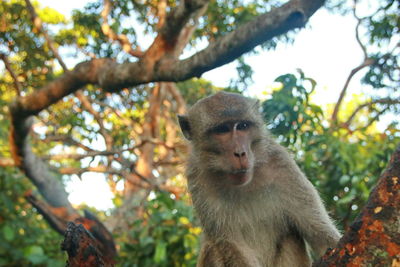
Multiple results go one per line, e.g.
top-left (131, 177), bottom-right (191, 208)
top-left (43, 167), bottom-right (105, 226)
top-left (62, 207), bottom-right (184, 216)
top-left (314, 144), bottom-right (400, 266)
top-left (62, 222), bottom-right (115, 267)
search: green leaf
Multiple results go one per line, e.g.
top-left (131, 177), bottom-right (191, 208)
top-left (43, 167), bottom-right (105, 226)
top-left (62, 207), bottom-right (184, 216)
top-left (24, 245), bottom-right (46, 264)
top-left (339, 175), bottom-right (350, 185)
top-left (153, 241), bottom-right (167, 263)
top-left (2, 225), bottom-right (14, 241)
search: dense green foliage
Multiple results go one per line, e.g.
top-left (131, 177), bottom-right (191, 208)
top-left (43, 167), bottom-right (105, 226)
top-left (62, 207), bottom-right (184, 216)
top-left (263, 72), bottom-right (399, 229)
top-left (118, 192), bottom-right (200, 267)
top-left (0, 168), bottom-right (65, 266)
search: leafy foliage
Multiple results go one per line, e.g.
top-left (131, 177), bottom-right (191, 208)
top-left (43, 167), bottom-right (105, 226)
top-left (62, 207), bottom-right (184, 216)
top-left (118, 191), bottom-right (200, 267)
top-left (263, 72), bottom-right (399, 228)
top-left (0, 168), bottom-right (65, 266)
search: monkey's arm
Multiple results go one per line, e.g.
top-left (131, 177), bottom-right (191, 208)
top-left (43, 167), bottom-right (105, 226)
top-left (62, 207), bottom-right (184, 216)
top-left (281, 175), bottom-right (341, 257)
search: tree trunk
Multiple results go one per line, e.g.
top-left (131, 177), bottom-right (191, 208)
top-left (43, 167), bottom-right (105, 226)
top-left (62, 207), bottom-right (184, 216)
top-left (314, 144), bottom-right (400, 266)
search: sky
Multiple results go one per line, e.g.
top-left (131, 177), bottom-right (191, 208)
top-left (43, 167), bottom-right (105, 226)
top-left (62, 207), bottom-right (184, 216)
top-left (36, 0), bottom-right (366, 210)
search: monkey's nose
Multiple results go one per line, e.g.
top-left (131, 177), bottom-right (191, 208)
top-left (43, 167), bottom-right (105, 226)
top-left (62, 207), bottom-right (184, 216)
top-left (234, 151), bottom-right (246, 158)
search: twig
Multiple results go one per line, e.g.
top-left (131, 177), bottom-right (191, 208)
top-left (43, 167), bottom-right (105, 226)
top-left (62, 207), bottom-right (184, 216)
top-left (0, 53), bottom-right (22, 95)
top-left (342, 98), bottom-right (400, 128)
top-left (25, 0), bottom-right (68, 71)
top-left (101, 0), bottom-right (143, 57)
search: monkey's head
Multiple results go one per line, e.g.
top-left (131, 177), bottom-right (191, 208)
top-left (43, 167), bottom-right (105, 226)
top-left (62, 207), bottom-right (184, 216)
top-left (178, 91), bottom-right (265, 187)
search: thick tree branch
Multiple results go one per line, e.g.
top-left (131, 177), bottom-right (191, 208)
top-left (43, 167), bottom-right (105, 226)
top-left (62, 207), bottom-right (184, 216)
top-left (159, 0), bottom-right (209, 44)
top-left (154, 0), bottom-right (325, 82)
top-left (146, 0), bottom-right (209, 55)
top-left (314, 144), bottom-right (400, 266)
top-left (98, 0), bottom-right (326, 90)
top-left (10, 116), bottom-right (75, 210)
top-left (10, 59), bottom-right (110, 116)
top-left (11, 0), bottom-right (327, 105)
top-left (62, 222), bottom-right (115, 267)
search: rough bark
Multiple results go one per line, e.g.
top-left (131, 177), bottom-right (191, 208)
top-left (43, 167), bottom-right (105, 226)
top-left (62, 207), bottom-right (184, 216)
top-left (62, 222), bottom-right (115, 267)
top-left (314, 144), bottom-right (400, 266)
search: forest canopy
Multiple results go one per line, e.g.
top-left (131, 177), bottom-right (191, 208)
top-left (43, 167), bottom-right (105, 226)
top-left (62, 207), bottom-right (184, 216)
top-left (0, 0), bottom-right (399, 266)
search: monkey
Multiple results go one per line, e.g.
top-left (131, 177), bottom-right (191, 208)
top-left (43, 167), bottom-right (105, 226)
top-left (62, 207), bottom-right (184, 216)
top-left (178, 91), bottom-right (341, 267)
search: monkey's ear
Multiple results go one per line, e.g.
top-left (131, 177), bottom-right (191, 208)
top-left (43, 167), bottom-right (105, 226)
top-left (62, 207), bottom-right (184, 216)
top-left (178, 115), bottom-right (192, 140)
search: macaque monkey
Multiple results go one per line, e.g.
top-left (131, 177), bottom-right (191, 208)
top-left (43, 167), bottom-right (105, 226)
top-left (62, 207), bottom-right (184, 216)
top-left (178, 92), bottom-right (341, 267)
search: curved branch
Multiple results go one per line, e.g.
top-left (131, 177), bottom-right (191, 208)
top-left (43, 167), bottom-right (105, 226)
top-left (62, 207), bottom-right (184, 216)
top-left (342, 98), bottom-right (400, 128)
top-left (0, 53), bottom-right (22, 95)
top-left (330, 58), bottom-right (375, 123)
top-left (352, 0), bottom-right (368, 59)
top-left (330, 1), bottom-right (375, 124)
top-left (99, 0), bottom-right (326, 90)
top-left (155, 0), bottom-right (325, 81)
top-left (12, 0), bottom-right (327, 110)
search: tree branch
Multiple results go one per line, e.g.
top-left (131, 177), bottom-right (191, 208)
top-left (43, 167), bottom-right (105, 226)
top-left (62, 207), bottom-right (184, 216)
top-left (0, 53), bottom-right (22, 95)
top-left (101, 0), bottom-right (144, 58)
top-left (314, 144), bottom-right (400, 266)
top-left (330, 1), bottom-right (375, 124)
top-left (42, 134), bottom-right (95, 152)
top-left (25, 0), bottom-right (68, 71)
top-left (342, 98), bottom-right (400, 128)
top-left (154, 0), bottom-right (326, 82)
top-left (330, 58), bottom-right (375, 124)
top-left (62, 222), bottom-right (115, 267)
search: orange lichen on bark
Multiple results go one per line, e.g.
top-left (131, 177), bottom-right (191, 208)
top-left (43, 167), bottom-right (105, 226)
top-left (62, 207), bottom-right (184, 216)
top-left (314, 147), bottom-right (400, 267)
top-left (9, 126), bottom-right (22, 166)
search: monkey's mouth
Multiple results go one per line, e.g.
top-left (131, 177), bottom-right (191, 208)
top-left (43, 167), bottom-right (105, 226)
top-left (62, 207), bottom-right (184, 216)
top-left (228, 169), bottom-right (251, 186)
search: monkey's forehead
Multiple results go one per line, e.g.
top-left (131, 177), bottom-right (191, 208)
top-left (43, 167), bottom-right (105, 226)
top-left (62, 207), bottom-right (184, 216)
top-left (190, 92), bottom-right (254, 112)
top-left (189, 104), bottom-right (257, 130)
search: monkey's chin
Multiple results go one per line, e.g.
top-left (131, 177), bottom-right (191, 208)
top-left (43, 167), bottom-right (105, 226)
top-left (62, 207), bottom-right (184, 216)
top-left (228, 171), bottom-right (252, 186)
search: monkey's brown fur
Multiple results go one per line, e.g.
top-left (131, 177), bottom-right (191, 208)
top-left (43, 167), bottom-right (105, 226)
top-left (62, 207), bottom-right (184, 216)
top-left (178, 92), bottom-right (340, 267)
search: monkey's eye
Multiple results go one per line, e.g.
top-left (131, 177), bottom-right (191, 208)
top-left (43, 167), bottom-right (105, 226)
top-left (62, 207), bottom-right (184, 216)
top-left (212, 124), bottom-right (231, 134)
top-left (236, 121), bottom-right (251, 131)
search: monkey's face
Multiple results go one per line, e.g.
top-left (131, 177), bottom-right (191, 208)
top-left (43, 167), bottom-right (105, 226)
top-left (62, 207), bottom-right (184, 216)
top-left (178, 91), bottom-right (265, 187)
top-left (200, 120), bottom-right (257, 187)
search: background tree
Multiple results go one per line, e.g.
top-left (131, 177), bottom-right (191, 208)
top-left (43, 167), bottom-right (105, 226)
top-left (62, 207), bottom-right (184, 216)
top-left (0, 0), bottom-right (398, 265)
